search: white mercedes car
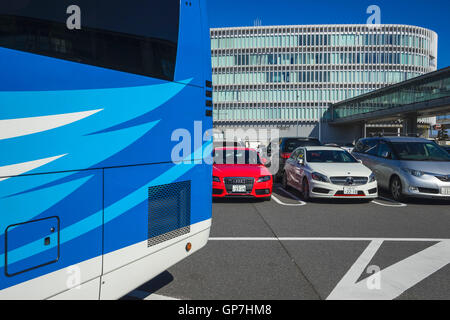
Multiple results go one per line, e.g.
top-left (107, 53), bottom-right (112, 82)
top-left (282, 146), bottom-right (378, 200)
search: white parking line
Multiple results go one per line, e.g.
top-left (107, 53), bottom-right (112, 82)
top-left (276, 187), bottom-right (307, 205)
top-left (277, 186), bottom-right (404, 207)
top-left (371, 196), bottom-right (407, 207)
top-left (272, 194), bottom-right (307, 206)
top-left (209, 237), bottom-right (449, 242)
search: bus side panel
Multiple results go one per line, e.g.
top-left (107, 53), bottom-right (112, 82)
top-left (0, 170), bottom-right (103, 298)
top-left (174, 0), bottom-right (204, 86)
top-left (100, 224), bottom-right (210, 300)
top-left (0, 0), bottom-right (213, 298)
top-left (0, 45), bottom-right (207, 171)
top-left (200, 0), bottom-right (213, 84)
top-left (100, 3), bottom-right (213, 296)
top-left (102, 160), bottom-right (212, 270)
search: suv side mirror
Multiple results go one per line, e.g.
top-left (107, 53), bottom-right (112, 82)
top-left (357, 159), bottom-right (363, 164)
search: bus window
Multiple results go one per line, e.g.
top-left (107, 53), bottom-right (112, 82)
top-left (0, 0), bottom-right (179, 80)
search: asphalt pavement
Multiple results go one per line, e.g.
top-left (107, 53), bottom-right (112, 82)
top-left (122, 184), bottom-right (450, 300)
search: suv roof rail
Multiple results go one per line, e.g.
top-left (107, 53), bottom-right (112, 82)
top-left (367, 133), bottom-right (422, 138)
top-left (407, 133), bottom-right (421, 138)
top-left (368, 132), bottom-right (384, 137)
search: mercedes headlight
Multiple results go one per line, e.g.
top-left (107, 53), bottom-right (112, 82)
top-left (311, 172), bottom-right (329, 183)
top-left (369, 173), bottom-right (376, 182)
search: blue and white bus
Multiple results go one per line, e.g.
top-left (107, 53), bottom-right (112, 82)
top-left (0, 0), bottom-right (212, 299)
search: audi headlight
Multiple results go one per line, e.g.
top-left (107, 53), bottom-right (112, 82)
top-left (311, 172), bottom-right (329, 183)
top-left (402, 168), bottom-right (425, 177)
top-left (213, 176), bottom-right (221, 183)
top-left (257, 175), bottom-right (271, 183)
top-left (369, 173), bottom-right (376, 182)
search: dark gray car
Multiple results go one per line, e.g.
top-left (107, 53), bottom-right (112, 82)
top-left (266, 137), bottom-right (321, 181)
top-left (352, 136), bottom-right (450, 201)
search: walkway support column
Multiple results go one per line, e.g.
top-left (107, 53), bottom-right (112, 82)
top-left (402, 114), bottom-right (418, 136)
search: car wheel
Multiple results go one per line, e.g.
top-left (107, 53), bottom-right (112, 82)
top-left (302, 178), bottom-right (310, 201)
top-left (282, 171), bottom-right (288, 189)
top-left (390, 176), bottom-right (405, 202)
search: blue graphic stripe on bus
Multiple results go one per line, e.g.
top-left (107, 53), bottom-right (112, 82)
top-left (0, 47), bottom-right (168, 92)
top-left (0, 121), bottom-right (159, 200)
top-left (0, 141), bottom-right (211, 269)
top-left (0, 78), bottom-right (192, 199)
top-left (0, 78), bottom-right (191, 124)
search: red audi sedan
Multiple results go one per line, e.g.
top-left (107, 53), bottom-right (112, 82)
top-left (213, 147), bottom-right (272, 200)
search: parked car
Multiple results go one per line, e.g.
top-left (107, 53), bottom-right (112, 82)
top-left (324, 143), bottom-right (354, 153)
top-left (324, 143), bottom-right (340, 147)
top-left (267, 137), bottom-right (322, 181)
top-left (213, 140), bottom-right (245, 149)
top-left (282, 146), bottom-right (378, 200)
top-left (213, 147), bottom-right (272, 200)
top-left (352, 136), bottom-right (450, 201)
top-left (442, 145), bottom-right (450, 155)
top-left (340, 143), bottom-right (355, 153)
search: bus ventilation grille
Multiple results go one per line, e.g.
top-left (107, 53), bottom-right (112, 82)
top-left (147, 181), bottom-right (191, 247)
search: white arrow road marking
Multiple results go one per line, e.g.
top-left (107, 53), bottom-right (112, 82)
top-left (327, 240), bottom-right (450, 300)
top-left (272, 194), bottom-right (306, 206)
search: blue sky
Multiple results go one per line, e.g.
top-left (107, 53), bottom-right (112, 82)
top-left (207, 0), bottom-right (450, 69)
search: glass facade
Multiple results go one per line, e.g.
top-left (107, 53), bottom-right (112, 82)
top-left (331, 69), bottom-right (450, 120)
top-left (211, 24), bottom-right (438, 124)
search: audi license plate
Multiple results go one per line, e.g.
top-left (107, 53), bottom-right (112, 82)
top-left (441, 187), bottom-right (450, 195)
top-left (232, 185), bottom-right (246, 193)
top-left (343, 187), bottom-right (358, 195)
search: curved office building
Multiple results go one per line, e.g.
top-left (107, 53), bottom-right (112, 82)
top-left (210, 24), bottom-right (438, 137)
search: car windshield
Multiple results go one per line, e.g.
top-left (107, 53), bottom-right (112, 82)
top-left (213, 149), bottom-right (262, 165)
top-left (306, 150), bottom-right (358, 163)
top-left (283, 139), bottom-right (321, 152)
top-left (391, 142), bottom-right (450, 161)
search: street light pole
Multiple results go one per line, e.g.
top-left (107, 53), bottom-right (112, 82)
top-left (296, 94), bottom-right (299, 136)
top-left (319, 114), bottom-right (322, 142)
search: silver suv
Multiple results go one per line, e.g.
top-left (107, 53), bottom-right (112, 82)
top-left (352, 136), bottom-right (450, 201)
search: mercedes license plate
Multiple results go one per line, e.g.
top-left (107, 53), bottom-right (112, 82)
top-left (343, 187), bottom-right (358, 195)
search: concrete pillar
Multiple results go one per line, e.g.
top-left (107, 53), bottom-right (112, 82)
top-left (402, 114), bottom-right (418, 136)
